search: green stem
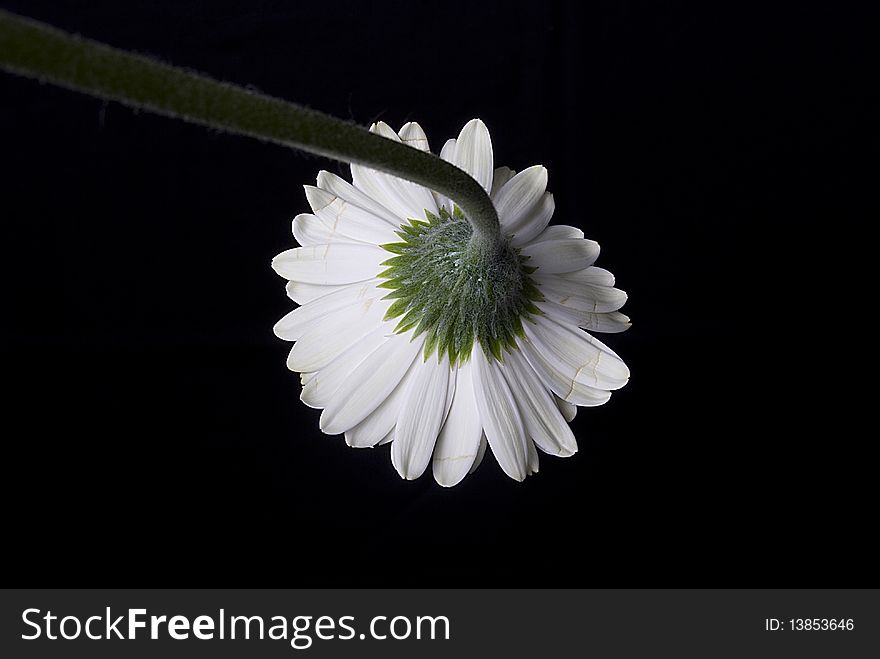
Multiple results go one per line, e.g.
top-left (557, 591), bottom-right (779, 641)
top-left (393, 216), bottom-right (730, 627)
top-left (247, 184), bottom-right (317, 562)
top-left (0, 9), bottom-right (501, 244)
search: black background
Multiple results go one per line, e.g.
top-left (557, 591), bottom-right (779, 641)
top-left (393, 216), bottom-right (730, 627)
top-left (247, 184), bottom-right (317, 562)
top-left (1, 1), bottom-right (874, 585)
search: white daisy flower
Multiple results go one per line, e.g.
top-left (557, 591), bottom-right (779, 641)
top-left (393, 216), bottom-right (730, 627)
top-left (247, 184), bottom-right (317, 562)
top-left (272, 119), bottom-right (630, 486)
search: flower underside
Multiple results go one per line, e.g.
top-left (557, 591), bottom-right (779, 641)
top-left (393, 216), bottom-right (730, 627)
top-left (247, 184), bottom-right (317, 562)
top-left (379, 206), bottom-right (543, 365)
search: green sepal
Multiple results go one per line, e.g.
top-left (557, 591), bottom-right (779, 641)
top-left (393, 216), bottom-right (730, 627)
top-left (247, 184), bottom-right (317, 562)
top-left (423, 331), bottom-right (439, 362)
top-left (446, 338), bottom-right (458, 365)
top-left (489, 335), bottom-right (504, 362)
top-left (394, 308), bottom-right (422, 334)
top-left (523, 280), bottom-right (544, 301)
top-left (379, 255), bottom-right (408, 266)
top-left (380, 288), bottom-right (407, 300)
top-left (383, 297), bottom-right (410, 321)
top-left (377, 266), bottom-right (398, 279)
top-left (380, 242), bottom-right (409, 254)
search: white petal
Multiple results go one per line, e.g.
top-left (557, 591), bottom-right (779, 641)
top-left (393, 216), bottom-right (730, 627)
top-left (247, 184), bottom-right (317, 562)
top-left (494, 165), bottom-right (548, 235)
top-left (529, 224), bottom-right (584, 242)
top-left (469, 435), bottom-right (487, 473)
top-left (346, 357), bottom-right (419, 448)
top-left (439, 138), bottom-right (456, 162)
top-left (519, 334), bottom-right (613, 407)
top-left (434, 138), bottom-right (457, 211)
top-left (295, 205), bottom-right (396, 247)
top-left (300, 323), bottom-right (394, 409)
top-left (502, 350), bottom-right (577, 457)
top-left (377, 430), bottom-right (394, 446)
top-left (560, 266), bottom-right (616, 287)
top-left (371, 121), bottom-right (399, 141)
top-left (433, 361), bottom-right (483, 487)
top-left (304, 186), bottom-right (401, 243)
top-left (555, 396), bottom-right (577, 422)
top-left (398, 122), bottom-right (430, 152)
top-left (274, 279), bottom-right (381, 341)
top-left (579, 311), bottom-right (631, 333)
top-left (316, 170), bottom-right (401, 227)
top-left (527, 439), bottom-right (539, 475)
top-left (271, 244), bottom-right (384, 285)
top-left (471, 348), bottom-right (529, 481)
top-left (350, 124), bottom-right (438, 222)
top-left (350, 164), bottom-right (438, 224)
top-left (509, 193), bottom-right (555, 246)
top-left (490, 166), bottom-right (516, 199)
top-left (524, 315), bottom-right (629, 391)
top-left (539, 301), bottom-right (631, 333)
top-left (521, 238), bottom-right (600, 274)
top-left (293, 213), bottom-right (332, 247)
top-left (286, 294), bottom-right (390, 372)
top-left (537, 298), bottom-right (596, 327)
top-left (285, 280), bottom-right (350, 305)
top-left (452, 119), bottom-right (494, 194)
top-left (320, 332), bottom-right (425, 434)
top-left (392, 354), bottom-right (451, 480)
top-left (535, 274), bottom-right (627, 313)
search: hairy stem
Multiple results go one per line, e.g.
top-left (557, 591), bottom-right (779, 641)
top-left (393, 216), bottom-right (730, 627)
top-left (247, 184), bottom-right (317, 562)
top-left (0, 9), bottom-right (501, 244)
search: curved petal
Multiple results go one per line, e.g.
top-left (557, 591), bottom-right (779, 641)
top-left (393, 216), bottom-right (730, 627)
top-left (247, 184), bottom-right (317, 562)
top-left (433, 361), bottom-right (483, 487)
top-left (350, 123), bottom-right (438, 222)
top-left (535, 274), bottom-right (627, 313)
top-left (521, 239), bottom-right (600, 274)
top-left (320, 332), bottom-right (425, 434)
top-left (316, 170), bottom-right (401, 227)
top-left (578, 311), bottom-right (631, 334)
top-left (538, 301), bottom-right (631, 334)
top-left (300, 323), bottom-right (395, 409)
top-left (293, 213), bottom-right (335, 247)
top-left (502, 350), bottom-right (578, 457)
top-left (392, 354), bottom-right (451, 480)
top-left (490, 166), bottom-right (516, 199)
top-left (471, 348), bottom-right (529, 481)
top-left (469, 435), bottom-right (488, 474)
top-left (494, 165), bottom-right (548, 235)
top-left (304, 186), bottom-right (400, 244)
top-left (555, 395), bottom-right (577, 422)
top-left (274, 279), bottom-right (381, 341)
top-left (527, 438), bottom-right (539, 476)
top-left (519, 333), bottom-right (613, 407)
top-left (559, 266), bottom-right (616, 287)
top-left (285, 280), bottom-right (351, 305)
top-left (528, 224), bottom-right (584, 243)
top-left (272, 244), bottom-right (384, 285)
top-left (398, 121), bottom-right (430, 152)
top-left (286, 294), bottom-right (390, 372)
top-left (509, 193), bottom-right (555, 246)
top-left (524, 315), bottom-right (629, 391)
top-left (346, 357), bottom-right (419, 448)
top-left (434, 138), bottom-right (457, 211)
top-left (452, 119), bottom-right (494, 194)
top-left (439, 138), bottom-right (456, 162)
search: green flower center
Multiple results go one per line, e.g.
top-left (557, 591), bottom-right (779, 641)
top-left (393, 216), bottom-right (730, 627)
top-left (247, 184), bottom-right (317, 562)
top-left (378, 206), bottom-right (543, 365)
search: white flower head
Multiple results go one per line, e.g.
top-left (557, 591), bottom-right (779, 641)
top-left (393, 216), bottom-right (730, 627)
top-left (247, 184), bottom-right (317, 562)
top-left (272, 119), bottom-right (630, 486)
